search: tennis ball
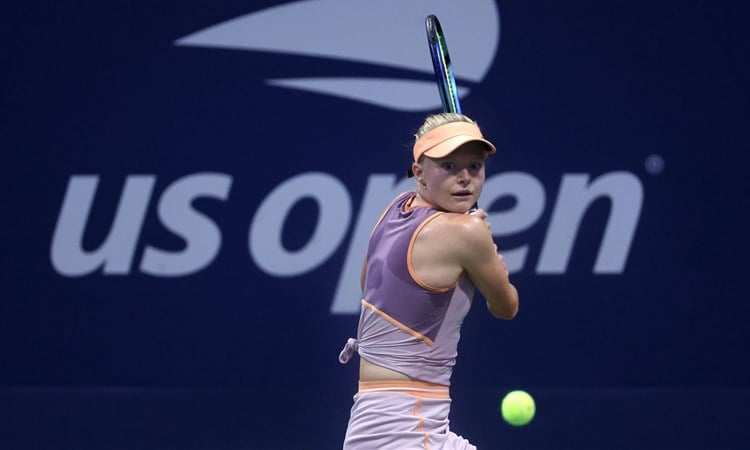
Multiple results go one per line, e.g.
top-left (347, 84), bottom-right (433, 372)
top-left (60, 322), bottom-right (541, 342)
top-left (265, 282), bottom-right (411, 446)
top-left (501, 390), bottom-right (535, 426)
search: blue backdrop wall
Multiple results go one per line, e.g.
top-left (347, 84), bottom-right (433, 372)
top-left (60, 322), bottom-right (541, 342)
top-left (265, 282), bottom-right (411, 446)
top-left (2, 0), bottom-right (749, 448)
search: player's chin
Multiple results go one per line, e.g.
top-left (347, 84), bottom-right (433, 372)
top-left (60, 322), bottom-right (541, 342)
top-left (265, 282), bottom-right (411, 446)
top-left (447, 196), bottom-right (475, 213)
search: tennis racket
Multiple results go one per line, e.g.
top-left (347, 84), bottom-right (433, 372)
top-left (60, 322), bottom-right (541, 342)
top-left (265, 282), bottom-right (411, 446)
top-left (425, 15), bottom-right (461, 114)
top-left (425, 15), bottom-right (479, 212)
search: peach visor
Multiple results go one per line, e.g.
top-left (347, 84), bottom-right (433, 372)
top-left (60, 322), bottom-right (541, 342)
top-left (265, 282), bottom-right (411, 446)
top-left (412, 122), bottom-right (496, 162)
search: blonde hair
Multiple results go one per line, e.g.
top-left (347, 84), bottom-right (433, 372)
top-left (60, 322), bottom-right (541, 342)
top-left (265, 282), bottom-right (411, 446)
top-left (415, 113), bottom-right (476, 140)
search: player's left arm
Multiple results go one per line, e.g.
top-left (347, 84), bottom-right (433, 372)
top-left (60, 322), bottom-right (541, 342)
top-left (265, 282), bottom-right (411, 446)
top-left (453, 213), bottom-right (519, 319)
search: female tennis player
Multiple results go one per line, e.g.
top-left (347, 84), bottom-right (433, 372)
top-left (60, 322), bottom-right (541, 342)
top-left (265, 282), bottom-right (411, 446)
top-left (339, 113), bottom-right (519, 449)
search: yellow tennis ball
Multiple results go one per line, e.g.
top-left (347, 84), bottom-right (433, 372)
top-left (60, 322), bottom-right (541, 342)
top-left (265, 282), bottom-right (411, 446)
top-left (501, 390), bottom-right (536, 426)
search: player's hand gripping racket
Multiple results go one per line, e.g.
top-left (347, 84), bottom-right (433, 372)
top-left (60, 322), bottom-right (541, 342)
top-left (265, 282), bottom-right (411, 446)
top-left (425, 15), bottom-right (478, 212)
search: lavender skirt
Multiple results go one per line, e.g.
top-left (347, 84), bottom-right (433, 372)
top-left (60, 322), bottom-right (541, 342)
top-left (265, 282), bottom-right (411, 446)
top-left (343, 380), bottom-right (476, 450)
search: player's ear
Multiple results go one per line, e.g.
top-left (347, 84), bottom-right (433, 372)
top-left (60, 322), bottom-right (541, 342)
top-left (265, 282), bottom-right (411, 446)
top-left (411, 162), bottom-right (423, 179)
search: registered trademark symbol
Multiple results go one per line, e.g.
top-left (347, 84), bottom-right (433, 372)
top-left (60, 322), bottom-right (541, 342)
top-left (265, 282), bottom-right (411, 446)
top-left (645, 154), bottom-right (664, 175)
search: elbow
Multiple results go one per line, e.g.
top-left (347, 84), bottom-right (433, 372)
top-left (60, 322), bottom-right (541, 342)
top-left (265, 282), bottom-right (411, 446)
top-left (489, 302), bottom-right (518, 320)
top-left (487, 289), bottom-right (519, 320)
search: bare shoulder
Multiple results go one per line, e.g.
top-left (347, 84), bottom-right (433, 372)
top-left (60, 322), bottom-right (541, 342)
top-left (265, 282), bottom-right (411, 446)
top-left (436, 212), bottom-right (490, 235)
top-left (423, 213), bottom-right (493, 251)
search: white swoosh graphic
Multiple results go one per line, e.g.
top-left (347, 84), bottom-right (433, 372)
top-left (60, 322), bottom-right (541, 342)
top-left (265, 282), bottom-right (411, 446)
top-left (176, 0), bottom-right (499, 110)
top-left (266, 78), bottom-right (470, 111)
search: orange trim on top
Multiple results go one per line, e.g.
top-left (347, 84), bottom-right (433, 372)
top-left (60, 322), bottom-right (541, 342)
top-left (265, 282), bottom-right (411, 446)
top-left (361, 299), bottom-right (434, 347)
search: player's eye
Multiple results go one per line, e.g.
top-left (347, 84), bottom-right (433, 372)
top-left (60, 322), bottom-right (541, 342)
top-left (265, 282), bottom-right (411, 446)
top-left (441, 162), bottom-right (455, 170)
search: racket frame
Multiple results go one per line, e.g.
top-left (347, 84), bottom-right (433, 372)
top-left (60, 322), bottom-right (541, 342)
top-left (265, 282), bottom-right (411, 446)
top-left (425, 15), bottom-right (462, 114)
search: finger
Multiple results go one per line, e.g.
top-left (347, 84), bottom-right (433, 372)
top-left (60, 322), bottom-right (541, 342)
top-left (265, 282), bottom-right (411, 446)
top-left (470, 208), bottom-right (488, 220)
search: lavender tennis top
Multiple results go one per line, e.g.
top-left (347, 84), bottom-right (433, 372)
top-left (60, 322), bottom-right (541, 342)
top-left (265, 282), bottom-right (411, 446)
top-left (339, 192), bottom-right (475, 386)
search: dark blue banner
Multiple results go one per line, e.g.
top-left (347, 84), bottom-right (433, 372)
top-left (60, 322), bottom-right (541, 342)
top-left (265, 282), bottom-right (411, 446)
top-left (2, 0), bottom-right (748, 448)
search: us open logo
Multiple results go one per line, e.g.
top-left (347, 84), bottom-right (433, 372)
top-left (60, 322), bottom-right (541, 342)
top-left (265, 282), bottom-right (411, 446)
top-left (49, 0), bottom-right (651, 315)
top-left (52, 170), bottom-right (646, 314)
